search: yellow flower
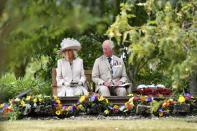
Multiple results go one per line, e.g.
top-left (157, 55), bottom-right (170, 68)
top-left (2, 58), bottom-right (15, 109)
top-left (104, 110), bottom-right (109, 115)
top-left (79, 96), bottom-right (85, 103)
top-left (8, 106), bottom-right (12, 109)
top-left (130, 103), bottom-right (134, 107)
top-left (113, 105), bottom-right (118, 109)
top-left (98, 96), bottom-right (104, 101)
top-left (128, 94), bottom-right (134, 97)
top-left (38, 94), bottom-right (42, 98)
top-left (56, 100), bottom-right (61, 104)
top-left (178, 96), bottom-right (185, 103)
top-left (77, 104), bottom-right (84, 110)
top-left (191, 96), bottom-right (194, 99)
top-left (0, 104), bottom-right (5, 108)
top-left (15, 98), bottom-right (20, 102)
top-left (125, 102), bottom-right (128, 106)
top-left (159, 111), bottom-right (163, 117)
top-left (26, 96), bottom-right (31, 101)
top-left (105, 99), bottom-right (109, 104)
top-left (21, 100), bottom-right (25, 106)
top-left (169, 99), bottom-right (173, 102)
top-left (56, 110), bottom-right (61, 115)
top-left (166, 109), bottom-right (170, 113)
top-left (39, 98), bottom-right (42, 102)
top-left (33, 98), bottom-right (37, 103)
top-left (129, 97), bottom-right (134, 102)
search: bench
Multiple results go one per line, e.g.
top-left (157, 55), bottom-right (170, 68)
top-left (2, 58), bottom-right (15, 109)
top-left (51, 68), bottom-right (131, 104)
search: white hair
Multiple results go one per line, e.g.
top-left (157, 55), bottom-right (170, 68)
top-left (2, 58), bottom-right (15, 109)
top-left (62, 50), bottom-right (78, 60)
top-left (102, 40), bottom-right (114, 49)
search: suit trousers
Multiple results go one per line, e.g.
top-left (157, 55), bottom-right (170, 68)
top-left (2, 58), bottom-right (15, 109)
top-left (97, 85), bottom-right (126, 96)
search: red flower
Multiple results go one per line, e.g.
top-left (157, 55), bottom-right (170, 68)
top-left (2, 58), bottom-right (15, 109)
top-left (170, 101), bottom-right (175, 105)
top-left (115, 109), bottom-right (119, 113)
top-left (84, 101), bottom-right (87, 103)
top-left (133, 97), bottom-right (138, 101)
top-left (126, 104), bottom-right (131, 110)
top-left (6, 108), bottom-right (12, 112)
top-left (12, 100), bottom-right (14, 105)
top-left (185, 97), bottom-right (190, 101)
top-left (89, 91), bottom-right (93, 94)
top-left (85, 96), bottom-right (88, 99)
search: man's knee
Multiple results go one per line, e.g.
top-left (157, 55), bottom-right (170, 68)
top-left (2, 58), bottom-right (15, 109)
top-left (116, 88), bottom-right (126, 96)
top-left (98, 86), bottom-right (110, 96)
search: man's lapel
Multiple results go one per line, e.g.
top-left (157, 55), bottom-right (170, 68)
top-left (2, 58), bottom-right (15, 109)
top-left (102, 55), bottom-right (111, 71)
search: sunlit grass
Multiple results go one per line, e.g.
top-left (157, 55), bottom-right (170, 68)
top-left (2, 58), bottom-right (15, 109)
top-left (1, 118), bottom-right (197, 131)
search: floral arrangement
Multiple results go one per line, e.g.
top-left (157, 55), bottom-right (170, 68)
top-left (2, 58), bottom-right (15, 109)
top-left (0, 93), bottom-right (196, 120)
top-left (132, 84), bottom-right (172, 96)
top-left (157, 93), bottom-right (197, 117)
top-left (0, 94), bottom-right (54, 120)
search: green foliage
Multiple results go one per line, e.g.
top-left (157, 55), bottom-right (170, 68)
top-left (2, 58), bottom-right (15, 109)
top-left (0, 73), bottom-right (51, 102)
top-left (106, 0), bottom-right (197, 92)
top-left (5, 110), bottom-right (21, 121)
top-left (78, 35), bottom-right (102, 70)
top-left (0, 0), bottom-right (121, 80)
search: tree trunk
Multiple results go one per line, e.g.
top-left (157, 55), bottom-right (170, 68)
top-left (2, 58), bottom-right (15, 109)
top-left (14, 58), bottom-right (29, 79)
top-left (189, 72), bottom-right (197, 97)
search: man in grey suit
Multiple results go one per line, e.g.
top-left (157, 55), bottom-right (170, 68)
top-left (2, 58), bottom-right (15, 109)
top-left (92, 40), bottom-right (127, 96)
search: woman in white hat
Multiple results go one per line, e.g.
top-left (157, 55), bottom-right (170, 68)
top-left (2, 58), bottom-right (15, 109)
top-left (56, 38), bottom-right (88, 96)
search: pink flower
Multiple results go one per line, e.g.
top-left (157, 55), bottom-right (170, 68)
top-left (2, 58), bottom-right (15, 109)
top-left (133, 97), bottom-right (138, 101)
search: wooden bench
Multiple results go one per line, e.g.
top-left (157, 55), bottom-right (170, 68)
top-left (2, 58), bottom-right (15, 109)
top-left (51, 68), bottom-right (131, 104)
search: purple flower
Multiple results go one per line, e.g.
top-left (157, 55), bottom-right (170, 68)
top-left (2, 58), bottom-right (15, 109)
top-left (53, 103), bottom-right (58, 107)
top-left (3, 104), bottom-right (8, 109)
top-left (185, 93), bottom-right (191, 98)
top-left (70, 106), bottom-right (74, 112)
top-left (158, 109), bottom-right (165, 114)
top-left (90, 95), bottom-right (96, 101)
top-left (62, 105), bottom-right (67, 109)
top-left (108, 106), bottom-right (114, 110)
top-left (148, 97), bottom-right (152, 102)
top-left (1, 110), bottom-right (3, 113)
top-left (77, 101), bottom-right (80, 104)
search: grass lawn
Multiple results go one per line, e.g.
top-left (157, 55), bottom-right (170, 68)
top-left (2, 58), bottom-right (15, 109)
top-left (0, 118), bottom-right (197, 131)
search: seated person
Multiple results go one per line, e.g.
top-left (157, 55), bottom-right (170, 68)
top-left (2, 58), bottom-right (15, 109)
top-left (56, 38), bottom-right (88, 96)
top-left (92, 40), bottom-right (128, 96)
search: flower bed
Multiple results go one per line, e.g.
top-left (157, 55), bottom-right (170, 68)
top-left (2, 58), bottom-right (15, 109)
top-left (0, 92), bottom-right (197, 120)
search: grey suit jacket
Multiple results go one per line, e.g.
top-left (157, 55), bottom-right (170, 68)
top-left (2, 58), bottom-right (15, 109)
top-left (92, 55), bottom-right (127, 92)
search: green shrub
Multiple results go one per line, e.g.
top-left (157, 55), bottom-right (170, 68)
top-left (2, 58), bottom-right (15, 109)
top-left (0, 73), bottom-right (52, 102)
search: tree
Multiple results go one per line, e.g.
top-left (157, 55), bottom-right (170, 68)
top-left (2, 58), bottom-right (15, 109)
top-left (106, 0), bottom-right (197, 94)
top-left (0, 0), bottom-right (122, 78)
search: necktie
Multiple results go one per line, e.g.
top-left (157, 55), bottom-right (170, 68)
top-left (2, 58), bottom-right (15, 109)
top-left (107, 57), bottom-right (112, 63)
top-left (107, 57), bottom-right (113, 76)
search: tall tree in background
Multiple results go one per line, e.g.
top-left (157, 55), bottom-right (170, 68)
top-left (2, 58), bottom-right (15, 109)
top-left (0, 0), bottom-right (124, 78)
top-left (107, 0), bottom-right (197, 94)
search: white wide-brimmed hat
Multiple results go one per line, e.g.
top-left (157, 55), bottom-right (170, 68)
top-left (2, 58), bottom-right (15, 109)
top-left (58, 38), bottom-right (81, 54)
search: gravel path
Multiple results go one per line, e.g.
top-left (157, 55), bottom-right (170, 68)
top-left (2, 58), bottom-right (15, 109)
top-left (21, 114), bottom-right (197, 121)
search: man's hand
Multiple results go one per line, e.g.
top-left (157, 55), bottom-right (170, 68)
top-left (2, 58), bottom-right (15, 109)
top-left (114, 81), bottom-right (123, 86)
top-left (103, 82), bottom-right (112, 87)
